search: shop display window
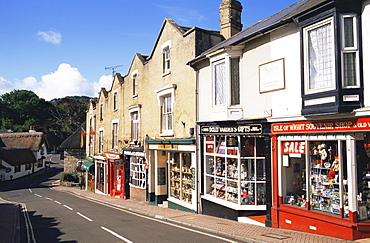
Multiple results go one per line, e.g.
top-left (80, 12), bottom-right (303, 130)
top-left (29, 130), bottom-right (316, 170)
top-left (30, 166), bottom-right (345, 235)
top-left (356, 133), bottom-right (370, 221)
top-left (169, 152), bottom-right (193, 203)
top-left (204, 135), bottom-right (266, 206)
top-left (130, 157), bottom-right (146, 189)
top-left (282, 140), bottom-right (349, 217)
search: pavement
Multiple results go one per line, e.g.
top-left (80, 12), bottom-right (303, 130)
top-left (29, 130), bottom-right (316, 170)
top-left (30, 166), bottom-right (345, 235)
top-left (1, 175), bottom-right (370, 243)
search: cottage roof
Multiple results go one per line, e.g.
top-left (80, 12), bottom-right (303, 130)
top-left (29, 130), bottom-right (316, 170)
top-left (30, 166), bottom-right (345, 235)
top-left (0, 132), bottom-right (47, 152)
top-left (0, 147), bottom-right (36, 166)
top-left (59, 123), bottom-right (86, 149)
top-left (189, 0), bottom-right (327, 64)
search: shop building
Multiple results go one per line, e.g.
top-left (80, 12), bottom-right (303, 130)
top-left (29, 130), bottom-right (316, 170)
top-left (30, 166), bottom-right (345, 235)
top-left (198, 122), bottom-right (271, 220)
top-left (271, 118), bottom-right (370, 240)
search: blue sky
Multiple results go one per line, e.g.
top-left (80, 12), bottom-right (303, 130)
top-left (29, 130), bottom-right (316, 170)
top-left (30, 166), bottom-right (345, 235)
top-left (0, 0), bottom-right (298, 100)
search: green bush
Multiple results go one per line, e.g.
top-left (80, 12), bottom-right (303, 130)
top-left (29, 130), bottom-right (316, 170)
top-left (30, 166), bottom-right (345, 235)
top-left (60, 172), bottom-right (79, 183)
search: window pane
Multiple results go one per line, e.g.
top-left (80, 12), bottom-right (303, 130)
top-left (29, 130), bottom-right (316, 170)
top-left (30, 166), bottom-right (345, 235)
top-left (344, 17), bottom-right (354, 48)
top-left (230, 57), bottom-right (240, 105)
top-left (308, 23), bottom-right (334, 90)
top-left (215, 62), bottom-right (226, 105)
top-left (343, 52), bottom-right (357, 86)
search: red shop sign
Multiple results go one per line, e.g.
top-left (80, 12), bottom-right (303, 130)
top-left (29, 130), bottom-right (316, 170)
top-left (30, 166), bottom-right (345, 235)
top-left (282, 141), bottom-right (306, 154)
top-left (272, 117), bottom-right (370, 134)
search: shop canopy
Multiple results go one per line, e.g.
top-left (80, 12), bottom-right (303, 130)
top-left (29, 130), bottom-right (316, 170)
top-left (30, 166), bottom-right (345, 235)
top-left (81, 161), bottom-right (94, 172)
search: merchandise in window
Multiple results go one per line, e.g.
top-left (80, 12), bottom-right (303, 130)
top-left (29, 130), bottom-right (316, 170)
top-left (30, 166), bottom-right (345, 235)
top-left (204, 135), bottom-right (266, 205)
top-left (356, 133), bottom-right (370, 221)
top-left (169, 152), bottom-right (192, 203)
top-left (282, 140), bottom-right (349, 218)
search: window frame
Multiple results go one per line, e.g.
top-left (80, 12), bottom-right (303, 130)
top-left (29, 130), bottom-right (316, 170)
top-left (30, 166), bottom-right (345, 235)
top-left (132, 70), bottom-right (139, 97)
top-left (303, 17), bottom-right (336, 95)
top-left (113, 91), bottom-right (118, 111)
top-left (128, 107), bottom-right (140, 142)
top-left (340, 14), bottom-right (359, 89)
top-left (161, 40), bottom-right (172, 75)
top-left (112, 122), bottom-right (118, 149)
top-left (156, 84), bottom-right (176, 137)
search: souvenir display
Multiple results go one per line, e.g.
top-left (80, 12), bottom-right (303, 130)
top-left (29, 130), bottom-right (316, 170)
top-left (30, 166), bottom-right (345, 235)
top-left (204, 135), bottom-right (266, 206)
top-left (169, 153), bottom-right (193, 203)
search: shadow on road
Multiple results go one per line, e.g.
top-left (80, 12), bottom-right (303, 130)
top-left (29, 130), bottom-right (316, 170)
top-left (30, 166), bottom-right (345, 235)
top-left (25, 210), bottom-right (77, 243)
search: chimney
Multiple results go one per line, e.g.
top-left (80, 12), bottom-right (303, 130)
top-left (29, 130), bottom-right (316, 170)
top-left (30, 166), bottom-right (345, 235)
top-left (219, 0), bottom-right (243, 39)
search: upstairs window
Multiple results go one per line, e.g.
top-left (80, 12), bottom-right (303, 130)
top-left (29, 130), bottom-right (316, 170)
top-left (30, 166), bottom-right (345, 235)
top-left (304, 17), bottom-right (335, 93)
top-left (99, 130), bottom-right (103, 153)
top-left (113, 92), bottom-right (118, 110)
top-left (341, 14), bottom-right (359, 88)
top-left (303, 14), bottom-right (359, 94)
top-left (213, 56), bottom-right (241, 107)
top-left (112, 122), bottom-right (118, 148)
top-left (100, 103), bottom-right (103, 121)
top-left (230, 57), bottom-right (240, 105)
top-left (161, 95), bottom-right (173, 134)
top-left (130, 111), bottom-right (139, 141)
top-left (133, 74), bottom-right (138, 96)
top-left (163, 46), bottom-right (170, 73)
top-left (214, 61), bottom-right (226, 106)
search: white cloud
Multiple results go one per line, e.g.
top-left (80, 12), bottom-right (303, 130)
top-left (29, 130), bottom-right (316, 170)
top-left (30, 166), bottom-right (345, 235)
top-left (93, 75), bottom-right (113, 97)
top-left (0, 77), bottom-right (13, 95)
top-left (1, 64), bottom-right (113, 101)
top-left (37, 30), bottom-right (62, 45)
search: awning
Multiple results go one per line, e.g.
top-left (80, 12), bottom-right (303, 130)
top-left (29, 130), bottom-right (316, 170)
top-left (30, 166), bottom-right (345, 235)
top-left (81, 161), bottom-right (94, 172)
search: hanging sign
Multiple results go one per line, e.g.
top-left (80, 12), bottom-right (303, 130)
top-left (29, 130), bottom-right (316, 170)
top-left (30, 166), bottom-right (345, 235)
top-left (282, 141), bottom-right (306, 154)
top-left (272, 117), bottom-right (370, 134)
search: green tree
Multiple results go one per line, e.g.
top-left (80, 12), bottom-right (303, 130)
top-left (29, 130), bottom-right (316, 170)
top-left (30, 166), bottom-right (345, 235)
top-left (50, 96), bottom-right (91, 134)
top-left (0, 90), bottom-right (54, 132)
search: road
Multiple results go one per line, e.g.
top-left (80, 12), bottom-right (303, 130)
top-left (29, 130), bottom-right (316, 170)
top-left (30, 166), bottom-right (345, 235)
top-left (0, 154), bottom-right (241, 243)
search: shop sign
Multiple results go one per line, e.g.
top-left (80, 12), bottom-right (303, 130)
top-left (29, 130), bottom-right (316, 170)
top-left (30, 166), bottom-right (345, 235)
top-left (105, 152), bottom-right (120, 160)
top-left (158, 144), bottom-right (178, 150)
top-left (201, 125), bottom-right (262, 134)
top-left (282, 141), bottom-right (306, 154)
top-left (272, 117), bottom-right (370, 134)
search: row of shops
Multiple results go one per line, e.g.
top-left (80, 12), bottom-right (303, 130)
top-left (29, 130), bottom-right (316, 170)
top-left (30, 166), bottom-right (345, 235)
top-left (80, 115), bottom-right (370, 240)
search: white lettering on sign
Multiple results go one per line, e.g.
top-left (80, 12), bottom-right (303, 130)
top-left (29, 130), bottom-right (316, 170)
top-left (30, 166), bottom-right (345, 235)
top-left (282, 142), bottom-right (306, 154)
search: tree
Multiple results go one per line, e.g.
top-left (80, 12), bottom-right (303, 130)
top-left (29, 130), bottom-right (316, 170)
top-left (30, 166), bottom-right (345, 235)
top-left (0, 90), bottom-right (54, 132)
top-left (50, 96), bottom-right (91, 134)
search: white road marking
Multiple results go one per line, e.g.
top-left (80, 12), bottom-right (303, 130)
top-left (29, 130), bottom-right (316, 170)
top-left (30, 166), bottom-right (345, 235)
top-left (28, 188), bottom-right (33, 193)
top-left (54, 200), bottom-right (61, 204)
top-left (63, 205), bottom-right (73, 210)
top-left (45, 197), bottom-right (52, 200)
top-left (21, 203), bottom-right (36, 243)
top-left (101, 227), bottom-right (133, 243)
top-left (34, 194), bottom-right (42, 197)
top-left (77, 212), bottom-right (93, 222)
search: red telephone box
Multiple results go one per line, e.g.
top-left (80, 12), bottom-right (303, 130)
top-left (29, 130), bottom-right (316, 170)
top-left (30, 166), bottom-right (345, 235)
top-left (105, 152), bottom-right (124, 199)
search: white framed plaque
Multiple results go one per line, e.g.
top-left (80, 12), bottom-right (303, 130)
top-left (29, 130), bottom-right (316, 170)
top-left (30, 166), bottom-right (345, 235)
top-left (259, 58), bottom-right (285, 93)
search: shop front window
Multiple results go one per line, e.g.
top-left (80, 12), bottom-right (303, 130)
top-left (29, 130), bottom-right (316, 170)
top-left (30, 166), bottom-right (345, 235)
top-left (282, 140), bottom-right (349, 218)
top-left (204, 135), bottom-right (266, 206)
top-left (130, 157), bottom-right (146, 189)
top-left (357, 133), bottom-right (370, 221)
top-left (169, 152), bottom-right (193, 203)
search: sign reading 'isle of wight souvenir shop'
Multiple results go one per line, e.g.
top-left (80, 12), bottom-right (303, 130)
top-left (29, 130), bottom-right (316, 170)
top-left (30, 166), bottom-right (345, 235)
top-left (201, 124), bottom-right (262, 135)
top-left (272, 118), bottom-right (370, 134)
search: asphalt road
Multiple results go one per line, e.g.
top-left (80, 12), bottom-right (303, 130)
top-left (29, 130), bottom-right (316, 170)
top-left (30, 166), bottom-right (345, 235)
top-left (0, 155), bottom-right (241, 243)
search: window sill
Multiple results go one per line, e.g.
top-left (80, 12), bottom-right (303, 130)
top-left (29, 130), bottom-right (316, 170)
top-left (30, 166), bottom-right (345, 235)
top-left (162, 71), bottom-right (171, 77)
top-left (159, 132), bottom-right (174, 137)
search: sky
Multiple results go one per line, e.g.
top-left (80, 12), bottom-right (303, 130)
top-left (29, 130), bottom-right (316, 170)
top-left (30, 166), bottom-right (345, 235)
top-left (0, 0), bottom-right (298, 101)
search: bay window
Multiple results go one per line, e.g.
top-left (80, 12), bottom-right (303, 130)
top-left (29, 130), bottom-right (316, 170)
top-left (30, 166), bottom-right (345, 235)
top-left (204, 135), bottom-right (266, 207)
